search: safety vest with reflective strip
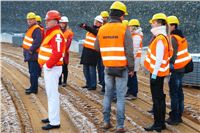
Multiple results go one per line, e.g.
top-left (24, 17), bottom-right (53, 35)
top-left (22, 25), bottom-right (41, 51)
top-left (144, 34), bottom-right (170, 77)
top-left (83, 32), bottom-right (96, 50)
top-left (98, 23), bottom-right (127, 67)
top-left (172, 34), bottom-right (192, 69)
top-left (38, 29), bottom-right (65, 66)
top-left (132, 34), bottom-right (143, 58)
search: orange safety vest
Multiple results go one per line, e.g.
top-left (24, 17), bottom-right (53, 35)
top-left (22, 25), bottom-right (41, 51)
top-left (83, 32), bottom-right (96, 50)
top-left (38, 29), bottom-right (65, 66)
top-left (172, 34), bottom-right (192, 69)
top-left (98, 23), bottom-right (127, 67)
top-left (144, 34), bottom-right (171, 77)
top-left (132, 34), bottom-right (143, 58)
top-left (64, 29), bottom-right (74, 39)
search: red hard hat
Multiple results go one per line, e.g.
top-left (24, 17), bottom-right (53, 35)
top-left (45, 10), bottom-right (61, 21)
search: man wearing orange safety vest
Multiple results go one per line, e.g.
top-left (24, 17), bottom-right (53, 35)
top-left (38, 10), bottom-right (65, 130)
top-left (22, 12), bottom-right (43, 95)
top-left (95, 1), bottom-right (134, 132)
top-left (59, 16), bottom-right (74, 87)
top-left (166, 16), bottom-right (192, 125)
top-left (126, 19), bottom-right (143, 100)
top-left (144, 13), bottom-right (172, 132)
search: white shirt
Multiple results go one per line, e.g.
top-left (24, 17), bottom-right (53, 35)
top-left (150, 26), bottom-right (167, 76)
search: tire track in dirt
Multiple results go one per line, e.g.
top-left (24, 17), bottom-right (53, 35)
top-left (2, 43), bottom-right (200, 132)
top-left (1, 82), bottom-right (22, 133)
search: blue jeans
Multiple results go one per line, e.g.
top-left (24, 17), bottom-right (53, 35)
top-left (28, 61), bottom-right (41, 92)
top-left (127, 72), bottom-right (138, 97)
top-left (97, 58), bottom-right (105, 87)
top-left (83, 65), bottom-right (97, 88)
top-left (168, 72), bottom-right (184, 120)
top-left (103, 68), bottom-right (128, 128)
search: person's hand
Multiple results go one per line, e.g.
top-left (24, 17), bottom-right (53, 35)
top-left (151, 74), bottom-right (157, 79)
top-left (79, 23), bottom-right (86, 28)
top-left (128, 71), bottom-right (134, 77)
top-left (150, 74), bottom-right (157, 84)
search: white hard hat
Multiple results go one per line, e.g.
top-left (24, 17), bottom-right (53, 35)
top-left (59, 16), bottom-right (69, 23)
top-left (94, 15), bottom-right (103, 23)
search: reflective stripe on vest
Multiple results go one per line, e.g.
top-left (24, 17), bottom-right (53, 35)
top-left (132, 34), bottom-right (143, 58)
top-left (144, 34), bottom-right (170, 77)
top-left (98, 23), bottom-right (127, 67)
top-left (172, 35), bottom-right (192, 69)
top-left (38, 29), bottom-right (65, 66)
top-left (22, 25), bottom-right (40, 51)
top-left (83, 32), bottom-right (96, 50)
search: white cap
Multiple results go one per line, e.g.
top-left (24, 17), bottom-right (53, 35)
top-left (59, 16), bottom-right (69, 23)
top-left (94, 15), bottom-right (103, 23)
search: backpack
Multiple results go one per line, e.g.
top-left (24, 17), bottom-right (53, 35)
top-left (184, 59), bottom-right (193, 73)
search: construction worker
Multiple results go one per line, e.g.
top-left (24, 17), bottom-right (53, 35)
top-left (79, 15), bottom-right (103, 90)
top-left (36, 15), bottom-right (42, 26)
top-left (98, 11), bottom-right (110, 94)
top-left (166, 16), bottom-right (192, 125)
top-left (59, 16), bottom-right (74, 87)
top-left (94, 1), bottom-right (134, 132)
top-left (126, 19), bottom-right (143, 100)
top-left (36, 15), bottom-right (44, 33)
top-left (100, 11), bottom-right (109, 24)
top-left (36, 15), bottom-right (44, 77)
top-left (23, 12), bottom-right (43, 95)
top-left (144, 13), bottom-right (171, 132)
top-left (38, 10), bottom-right (65, 130)
top-left (122, 20), bottom-right (129, 26)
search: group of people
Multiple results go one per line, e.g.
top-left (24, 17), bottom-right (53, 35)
top-left (22, 1), bottom-right (192, 132)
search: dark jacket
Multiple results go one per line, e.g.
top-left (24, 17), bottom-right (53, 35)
top-left (23, 24), bottom-right (43, 62)
top-left (80, 25), bottom-right (100, 66)
top-left (170, 29), bottom-right (185, 73)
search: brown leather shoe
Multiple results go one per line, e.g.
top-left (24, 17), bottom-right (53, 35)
top-left (116, 128), bottom-right (126, 133)
top-left (102, 123), bottom-right (112, 129)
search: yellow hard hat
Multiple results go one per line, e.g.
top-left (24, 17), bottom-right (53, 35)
top-left (128, 19), bottom-right (140, 26)
top-left (36, 15), bottom-right (42, 22)
top-left (122, 20), bottom-right (129, 26)
top-left (149, 13), bottom-right (167, 23)
top-left (100, 11), bottom-right (109, 18)
top-left (27, 12), bottom-right (36, 19)
top-left (167, 16), bottom-right (180, 25)
top-left (110, 1), bottom-right (128, 15)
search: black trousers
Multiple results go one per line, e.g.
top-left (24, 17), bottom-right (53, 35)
top-left (59, 64), bottom-right (68, 84)
top-left (150, 74), bottom-right (166, 126)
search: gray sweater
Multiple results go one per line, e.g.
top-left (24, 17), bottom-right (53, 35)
top-left (94, 17), bottom-right (134, 72)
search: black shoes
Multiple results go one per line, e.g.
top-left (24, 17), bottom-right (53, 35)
top-left (62, 83), bottom-right (67, 87)
top-left (147, 108), bottom-right (154, 114)
top-left (41, 118), bottom-right (49, 123)
top-left (42, 123), bottom-right (60, 130)
top-left (87, 87), bottom-right (96, 90)
top-left (166, 117), bottom-right (181, 125)
top-left (25, 89), bottom-right (37, 95)
top-left (82, 85), bottom-right (88, 88)
top-left (144, 124), bottom-right (166, 132)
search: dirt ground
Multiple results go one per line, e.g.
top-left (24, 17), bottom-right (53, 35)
top-left (1, 43), bottom-right (200, 133)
